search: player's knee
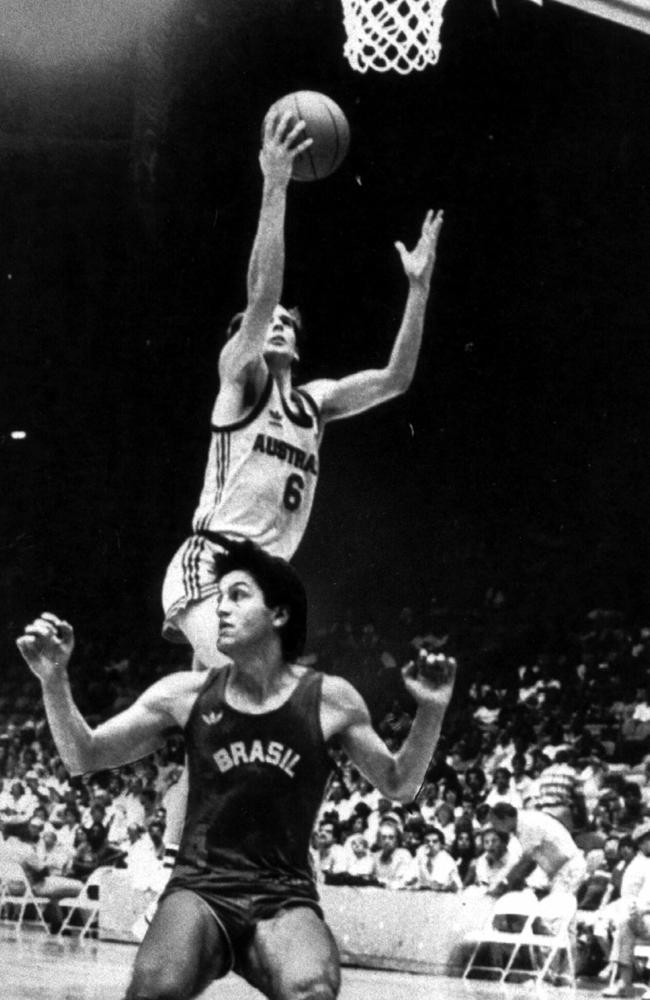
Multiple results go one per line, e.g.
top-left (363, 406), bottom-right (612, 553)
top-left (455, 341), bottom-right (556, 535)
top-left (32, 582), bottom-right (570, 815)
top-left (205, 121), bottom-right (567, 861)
top-left (124, 961), bottom-right (189, 1000)
top-left (278, 972), bottom-right (339, 1000)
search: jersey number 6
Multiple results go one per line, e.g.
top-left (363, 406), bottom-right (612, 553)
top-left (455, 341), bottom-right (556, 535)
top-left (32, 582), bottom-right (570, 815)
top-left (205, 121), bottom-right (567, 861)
top-left (283, 473), bottom-right (304, 512)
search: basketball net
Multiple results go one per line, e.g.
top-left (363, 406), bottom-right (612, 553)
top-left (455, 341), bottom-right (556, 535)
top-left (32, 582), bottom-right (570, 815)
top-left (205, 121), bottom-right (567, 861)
top-left (340, 0), bottom-right (448, 74)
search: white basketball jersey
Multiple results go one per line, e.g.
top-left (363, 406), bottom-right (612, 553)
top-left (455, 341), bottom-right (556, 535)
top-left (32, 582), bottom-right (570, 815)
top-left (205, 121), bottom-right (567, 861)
top-left (192, 376), bottom-right (321, 560)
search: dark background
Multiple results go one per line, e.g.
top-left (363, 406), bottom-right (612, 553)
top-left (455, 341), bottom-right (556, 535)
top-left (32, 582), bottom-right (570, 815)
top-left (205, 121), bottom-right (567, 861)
top-left (1, 0), bottom-right (649, 661)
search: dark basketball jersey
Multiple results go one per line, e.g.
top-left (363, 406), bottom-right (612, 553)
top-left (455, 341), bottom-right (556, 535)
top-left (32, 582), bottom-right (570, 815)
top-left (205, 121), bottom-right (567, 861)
top-left (178, 666), bottom-right (333, 891)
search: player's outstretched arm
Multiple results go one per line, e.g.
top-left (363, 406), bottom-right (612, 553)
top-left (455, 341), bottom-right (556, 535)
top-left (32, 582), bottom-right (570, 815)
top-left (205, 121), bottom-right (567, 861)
top-left (323, 650), bottom-right (455, 802)
top-left (219, 112), bottom-right (312, 381)
top-left (304, 209), bottom-right (443, 422)
top-left (16, 613), bottom-right (188, 776)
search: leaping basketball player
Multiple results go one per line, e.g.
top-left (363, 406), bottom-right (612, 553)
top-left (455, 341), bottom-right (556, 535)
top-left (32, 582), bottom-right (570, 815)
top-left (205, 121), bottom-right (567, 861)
top-left (163, 110), bottom-right (444, 669)
top-left (160, 109), bottom-right (443, 849)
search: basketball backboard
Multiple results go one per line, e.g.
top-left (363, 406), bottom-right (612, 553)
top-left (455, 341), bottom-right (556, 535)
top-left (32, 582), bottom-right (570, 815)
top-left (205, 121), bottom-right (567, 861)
top-left (547, 0), bottom-right (650, 37)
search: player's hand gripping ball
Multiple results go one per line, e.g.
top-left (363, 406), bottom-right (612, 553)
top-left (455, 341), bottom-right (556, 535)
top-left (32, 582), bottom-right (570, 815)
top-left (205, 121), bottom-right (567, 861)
top-left (263, 91), bottom-right (350, 182)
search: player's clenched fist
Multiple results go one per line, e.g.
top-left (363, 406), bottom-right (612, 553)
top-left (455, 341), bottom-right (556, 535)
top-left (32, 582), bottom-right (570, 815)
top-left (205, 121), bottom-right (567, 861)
top-left (16, 612), bottom-right (75, 682)
top-left (401, 648), bottom-right (456, 709)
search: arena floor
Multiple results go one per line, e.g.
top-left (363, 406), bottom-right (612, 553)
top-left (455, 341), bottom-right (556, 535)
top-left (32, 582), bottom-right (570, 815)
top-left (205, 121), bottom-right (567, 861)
top-left (0, 928), bottom-right (611, 1000)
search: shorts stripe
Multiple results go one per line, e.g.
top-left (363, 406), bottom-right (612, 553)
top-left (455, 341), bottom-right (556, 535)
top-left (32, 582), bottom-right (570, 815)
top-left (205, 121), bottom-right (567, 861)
top-left (182, 534), bottom-right (206, 603)
top-left (195, 430), bottom-right (230, 534)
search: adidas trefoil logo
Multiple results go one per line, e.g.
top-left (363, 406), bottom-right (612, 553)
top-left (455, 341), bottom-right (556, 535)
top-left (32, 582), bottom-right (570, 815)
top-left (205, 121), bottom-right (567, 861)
top-left (202, 710), bottom-right (224, 726)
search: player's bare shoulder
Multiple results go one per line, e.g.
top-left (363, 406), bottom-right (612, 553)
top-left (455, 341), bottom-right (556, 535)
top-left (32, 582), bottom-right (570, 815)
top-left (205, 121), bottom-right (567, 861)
top-left (139, 666), bottom-right (222, 729)
top-left (320, 673), bottom-right (369, 740)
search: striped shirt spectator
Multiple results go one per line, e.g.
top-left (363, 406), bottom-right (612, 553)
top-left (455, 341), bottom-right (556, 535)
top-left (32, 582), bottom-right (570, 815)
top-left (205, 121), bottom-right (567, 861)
top-left (534, 750), bottom-right (586, 831)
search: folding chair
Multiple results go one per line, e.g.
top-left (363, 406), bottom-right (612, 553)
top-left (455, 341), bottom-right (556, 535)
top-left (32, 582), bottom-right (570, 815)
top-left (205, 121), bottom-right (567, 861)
top-left (0, 860), bottom-right (51, 933)
top-left (57, 865), bottom-right (114, 941)
top-left (463, 890), bottom-right (539, 981)
top-left (522, 890), bottom-right (577, 986)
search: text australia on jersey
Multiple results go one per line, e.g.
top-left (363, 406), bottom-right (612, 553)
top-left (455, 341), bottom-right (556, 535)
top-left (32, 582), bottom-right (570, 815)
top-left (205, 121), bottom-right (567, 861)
top-left (253, 434), bottom-right (318, 475)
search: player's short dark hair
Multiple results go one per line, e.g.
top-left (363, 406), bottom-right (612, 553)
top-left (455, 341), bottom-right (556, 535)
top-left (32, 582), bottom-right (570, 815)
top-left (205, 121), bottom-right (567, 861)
top-left (215, 536), bottom-right (307, 661)
top-left (226, 306), bottom-right (304, 346)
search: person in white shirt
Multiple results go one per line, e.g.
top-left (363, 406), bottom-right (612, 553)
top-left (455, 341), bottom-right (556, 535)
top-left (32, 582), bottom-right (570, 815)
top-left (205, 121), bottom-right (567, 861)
top-left (371, 820), bottom-right (417, 890)
top-left (317, 779), bottom-right (353, 827)
top-left (487, 803), bottom-right (586, 897)
top-left (36, 828), bottom-right (74, 876)
top-left (432, 802), bottom-right (456, 846)
top-left (415, 826), bottom-right (462, 891)
top-left (3, 779), bottom-right (35, 819)
top-left (348, 776), bottom-right (381, 815)
top-left (466, 827), bottom-right (513, 893)
top-left (603, 820), bottom-right (650, 998)
top-left (484, 767), bottom-right (523, 810)
top-left (55, 805), bottom-right (82, 853)
top-left (312, 821), bottom-right (347, 882)
top-left (342, 835), bottom-right (375, 880)
top-left (45, 760), bottom-right (71, 801)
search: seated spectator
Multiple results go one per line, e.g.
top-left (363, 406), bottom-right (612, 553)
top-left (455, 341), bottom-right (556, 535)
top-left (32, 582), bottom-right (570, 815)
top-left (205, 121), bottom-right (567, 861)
top-left (68, 822), bottom-right (125, 881)
top-left (366, 796), bottom-right (396, 847)
top-left (465, 827), bottom-right (513, 893)
top-left (318, 778), bottom-right (353, 827)
top-left (610, 836), bottom-right (636, 901)
top-left (0, 817), bottom-right (49, 886)
top-left (403, 816), bottom-right (426, 857)
top-left (603, 820), bottom-right (650, 998)
top-left (432, 802), bottom-right (456, 846)
top-left (415, 826), bottom-right (462, 892)
top-left (511, 753), bottom-right (536, 804)
top-left (453, 792), bottom-right (478, 831)
top-left (348, 776), bottom-right (381, 814)
top-left (342, 834), bottom-right (375, 880)
top-left (44, 759), bottom-right (71, 802)
top-left (37, 826), bottom-right (74, 876)
top-left (55, 804), bottom-right (81, 852)
top-left (0, 817), bottom-right (83, 931)
top-left (2, 780), bottom-right (32, 819)
top-left (464, 766), bottom-right (488, 803)
top-left (418, 783), bottom-right (439, 824)
top-left (344, 809), bottom-right (370, 843)
top-left (312, 820), bottom-right (346, 881)
top-left (371, 819), bottom-right (417, 890)
top-left (577, 848), bottom-right (615, 912)
top-left (581, 756), bottom-right (608, 815)
top-left (426, 747), bottom-right (462, 799)
top-left (485, 767), bottom-right (523, 810)
top-left (450, 826), bottom-right (478, 885)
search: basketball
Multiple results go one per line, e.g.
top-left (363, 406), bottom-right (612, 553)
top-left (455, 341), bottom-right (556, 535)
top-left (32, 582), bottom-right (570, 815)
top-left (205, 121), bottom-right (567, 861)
top-left (263, 91), bottom-right (350, 182)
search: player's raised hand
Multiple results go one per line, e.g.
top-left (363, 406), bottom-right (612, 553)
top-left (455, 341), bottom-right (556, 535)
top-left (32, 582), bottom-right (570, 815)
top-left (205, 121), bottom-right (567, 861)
top-left (401, 648), bottom-right (456, 711)
top-left (395, 209), bottom-right (444, 287)
top-left (260, 110), bottom-right (313, 186)
top-left (16, 612), bottom-right (75, 683)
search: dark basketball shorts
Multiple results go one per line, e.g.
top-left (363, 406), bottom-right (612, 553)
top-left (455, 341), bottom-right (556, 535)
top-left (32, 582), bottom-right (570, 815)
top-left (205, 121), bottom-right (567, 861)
top-left (160, 864), bottom-right (324, 976)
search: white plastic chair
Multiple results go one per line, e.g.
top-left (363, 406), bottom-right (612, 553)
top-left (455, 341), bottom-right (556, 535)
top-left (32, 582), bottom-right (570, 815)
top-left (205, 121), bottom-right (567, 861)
top-left (57, 865), bottom-right (114, 941)
top-left (463, 890), bottom-right (539, 981)
top-left (0, 860), bottom-right (51, 933)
